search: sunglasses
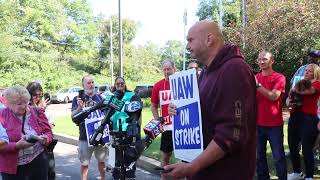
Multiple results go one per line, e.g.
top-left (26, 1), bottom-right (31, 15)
top-left (116, 82), bottom-right (125, 86)
top-left (32, 93), bottom-right (43, 98)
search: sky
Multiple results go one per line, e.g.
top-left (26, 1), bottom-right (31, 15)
top-left (87, 0), bottom-right (199, 46)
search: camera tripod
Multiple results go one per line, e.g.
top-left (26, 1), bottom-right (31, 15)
top-left (109, 120), bottom-right (138, 180)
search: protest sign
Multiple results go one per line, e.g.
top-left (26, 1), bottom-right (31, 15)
top-left (169, 68), bottom-right (203, 162)
top-left (85, 109), bottom-right (110, 146)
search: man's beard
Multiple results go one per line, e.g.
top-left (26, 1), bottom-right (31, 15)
top-left (85, 88), bottom-right (94, 95)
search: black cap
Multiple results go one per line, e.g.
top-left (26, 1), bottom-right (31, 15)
top-left (309, 50), bottom-right (320, 57)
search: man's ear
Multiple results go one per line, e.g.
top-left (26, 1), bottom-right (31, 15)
top-left (206, 33), bottom-right (215, 47)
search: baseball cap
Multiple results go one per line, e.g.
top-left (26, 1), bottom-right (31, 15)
top-left (309, 50), bottom-right (320, 57)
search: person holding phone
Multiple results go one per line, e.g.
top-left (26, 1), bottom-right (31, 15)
top-left (26, 81), bottom-right (57, 180)
top-left (0, 86), bottom-right (53, 180)
top-left (71, 75), bottom-right (107, 180)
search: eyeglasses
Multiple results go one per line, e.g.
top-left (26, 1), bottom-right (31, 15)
top-left (116, 82), bottom-right (125, 86)
top-left (32, 93), bottom-right (43, 98)
top-left (256, 58), bottom-right (270, 63)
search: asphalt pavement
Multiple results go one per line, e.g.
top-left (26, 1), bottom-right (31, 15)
top-left (55, 142), bottom-right (160, 180)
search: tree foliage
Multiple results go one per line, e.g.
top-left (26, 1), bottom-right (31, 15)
top-left (196, 0), bottom-right (320, 85)
top-left (160, 40), bottom-right (184, 70)
top-left (244, 0), bottom-right (320, 77)
top-left (196, 0), bottom-right (242, 27)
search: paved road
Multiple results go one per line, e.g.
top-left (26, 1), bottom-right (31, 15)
top-left (47, 103), bottom-right (71, 117)
top-left (55, 142), bottom-right (160, 180)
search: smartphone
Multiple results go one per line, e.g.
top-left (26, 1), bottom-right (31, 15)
top-left (25, 134), bottom-right (41, 143)
top-left (78, 90), bottom-right (85, 101)
top-left (154, 167), bottom-right (171, 173)
top-left (44, 92), bottom-right (50, 101)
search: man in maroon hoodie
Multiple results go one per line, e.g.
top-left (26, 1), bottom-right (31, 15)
top-left (164, 20), bottom-right (257, 180)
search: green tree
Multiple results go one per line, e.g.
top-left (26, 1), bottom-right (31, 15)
top-left (160, 40), bottom-right (184, 70)
top-left (196, 0), bottom-right (241, 27)
top-left (244, 0), bottom-right (320, 78)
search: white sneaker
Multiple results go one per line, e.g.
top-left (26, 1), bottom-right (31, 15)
top-left (287, 173), bottom-right (304, 180)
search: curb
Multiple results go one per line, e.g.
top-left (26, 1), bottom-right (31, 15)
top-left (53, 133), bottom-right (161, 175)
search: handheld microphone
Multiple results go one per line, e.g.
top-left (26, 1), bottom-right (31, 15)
top-left (89, 91), bottom-right (125, 146)
top-left (143, 117), bottom-right (165, 140)
top-left (125, 117), bottom-right (165, 164)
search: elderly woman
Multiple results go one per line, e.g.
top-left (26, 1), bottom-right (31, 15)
top-left (0, 86), bottom-right (53, 180)
top-left (287, 63), bottom-right (320, 180)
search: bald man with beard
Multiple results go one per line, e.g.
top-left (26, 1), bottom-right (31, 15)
top-left (164, 20), bottom-right (257, 180)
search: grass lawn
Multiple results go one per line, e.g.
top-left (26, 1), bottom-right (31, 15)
top-left (53, 109), bottom-right (320, 177)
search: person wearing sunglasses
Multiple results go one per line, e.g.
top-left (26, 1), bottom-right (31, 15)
top-left (26, 81), bottom-right (57, 180)
top-left (110, 77), bottom-right (142, 180)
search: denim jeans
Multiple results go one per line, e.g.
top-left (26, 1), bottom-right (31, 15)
top-left (256, 126), bottom-right (287, 180)
top-left (288, 111), bottom-right (319, 178)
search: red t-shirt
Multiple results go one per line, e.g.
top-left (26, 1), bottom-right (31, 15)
top-left (150, 79), bottom-right (172, 130)
top-left (299, 81), bottom-right (320, 116)
top-left (256, 72), bottom-right (286, 126)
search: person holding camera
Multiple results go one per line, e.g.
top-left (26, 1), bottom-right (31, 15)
top-left (255, 50), bottom-right (287, 180)
top-left (71, 75), bottom-right (107, 180)
top-left (109, 77), bottom-right (142, 180)
top-left (0, 85), bottom-right (53, 180)
top-left (26, 81), bottom-right (57, 180)
top-left (286, 63), bottom-right (320, 180)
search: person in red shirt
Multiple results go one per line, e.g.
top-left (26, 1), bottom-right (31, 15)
top-left (286, 63), bottom-right (320, 180)
top-left (150, 60), bottom-right (176, 180)
top-left (256, 50), bottom-right (287, 180)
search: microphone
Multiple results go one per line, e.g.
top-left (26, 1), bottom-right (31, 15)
top-left (71, 101), bottom-right (105, 125)
top-left (124, 117), bottom-right (165, 164)
top-left (143, 117), bottom-right (165, 140)
top-left (89, 91), bottom-right (125, 146)
top-left (71, 91), bottom-right (124, 125)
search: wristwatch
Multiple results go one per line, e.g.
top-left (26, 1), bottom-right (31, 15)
top-left (256, 83), bottom-right (262, 89)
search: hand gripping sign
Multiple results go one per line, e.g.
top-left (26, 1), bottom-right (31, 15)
top-left (169, 68), bottom-right (203, 162)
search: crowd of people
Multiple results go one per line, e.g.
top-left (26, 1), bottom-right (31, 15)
top-left (0, 19), bottom-right (319, 180)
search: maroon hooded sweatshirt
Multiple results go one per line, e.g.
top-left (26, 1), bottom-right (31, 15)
top-left (190, 44), bottom-right (257, 180)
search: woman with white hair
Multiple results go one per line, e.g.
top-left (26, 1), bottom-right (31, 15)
top-left (0, 86), bottom-right (53, 180)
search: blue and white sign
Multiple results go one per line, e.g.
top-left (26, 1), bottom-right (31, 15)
top-left (85, 109), bottom-right (110, 146)
top-left (169, 68), bottom-right (203, 162)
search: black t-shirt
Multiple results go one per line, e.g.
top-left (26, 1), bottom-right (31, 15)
top-left (71, 94), bottom-right (103, 141)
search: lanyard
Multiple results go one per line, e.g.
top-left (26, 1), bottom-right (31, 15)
top-left (21, 113), bottom-right (26, 135)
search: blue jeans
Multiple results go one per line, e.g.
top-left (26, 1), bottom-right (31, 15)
top-left (288, 112), bottom-right (319, 178)
top-left (256, 126), bottom-right (287, 180)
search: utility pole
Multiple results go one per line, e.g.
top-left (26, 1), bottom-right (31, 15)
top-left (118, 0), bottom-right (123, 77)
top-left (110, 18), bottom-right (114, 84)
top-left (241, 0), bottom-right (246, 48)
top-left (183, 8), bottom-right (187, 71)
top-left (218, 0), bottom-right (223, 28)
